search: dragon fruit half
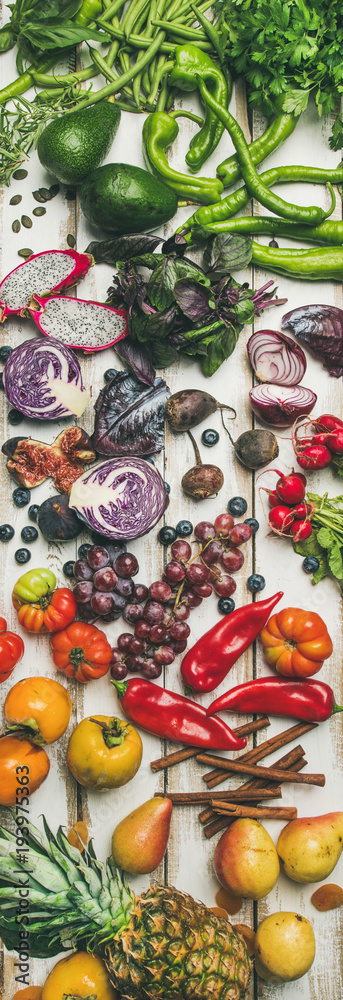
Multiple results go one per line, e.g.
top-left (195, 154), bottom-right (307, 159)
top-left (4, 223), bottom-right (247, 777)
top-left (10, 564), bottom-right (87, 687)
top-left (3, 337), bottom-right (90, 420)
top-left (0, 249), bottom-right (93, 320)
top-left (28, 295), bottom-right (128, 353)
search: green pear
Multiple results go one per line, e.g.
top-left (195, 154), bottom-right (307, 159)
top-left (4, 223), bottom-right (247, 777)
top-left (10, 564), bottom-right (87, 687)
top-left (111, 796), bottom-right (172, 874)
top-left (254, 911), bottom-right (316, 983)
top-left (214, 818), bottom-right (280, 900)
top-left (277, 811), bottom-right (343, 883)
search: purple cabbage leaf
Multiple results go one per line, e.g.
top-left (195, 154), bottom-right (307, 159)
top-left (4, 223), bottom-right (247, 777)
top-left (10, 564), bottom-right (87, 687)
top-left (92, 369), bottom-right (170, 456)
top-left (282, 304), bottom-right (343, 378)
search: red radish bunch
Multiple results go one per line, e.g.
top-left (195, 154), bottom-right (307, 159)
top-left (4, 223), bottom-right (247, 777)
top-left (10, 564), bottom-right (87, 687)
top-left (261, 469), bottom-right (314, 542)
top-left (292, 414), bottom-right (343, 471)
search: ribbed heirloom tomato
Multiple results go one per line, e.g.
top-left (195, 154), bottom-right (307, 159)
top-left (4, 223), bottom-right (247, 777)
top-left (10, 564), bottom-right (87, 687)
top-left (41, 951), bottom-right (117, 1000)
top-left (50, 621), bottom-right (112, 682)
top-left (67, 715), bottom-right (143, 788)
top-left (0, 617), bottom-right (24, 680)
top-left (12, 567), bottom-right (77, 634)
top-left (4, 676), bottom-right (72, 744)
top-left (260, 607), bottom-right (333, 678)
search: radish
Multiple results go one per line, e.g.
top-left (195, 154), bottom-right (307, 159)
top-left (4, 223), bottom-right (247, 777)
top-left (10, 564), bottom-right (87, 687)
top-left (324, 430), bottom-right (343, 454)
top-left (293, 501), bottom-right (314, 520)
top-left (296, 444), bottom-right (333, 470)
top-left (290, 519), bottom-right (312, 542)
top-left (268, 490), bottom-right (282, 508)
top-left (313, 414), bottom-right (343, 433)
top-left (269, 505), bottom-right (295, 533)
top-left (275, 470), bottom-right (306, 505)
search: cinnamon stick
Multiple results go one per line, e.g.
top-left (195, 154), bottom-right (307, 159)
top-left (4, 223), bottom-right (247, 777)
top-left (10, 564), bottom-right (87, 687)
top-left (210, 802), bottom-right (298, 820)
top-left (150, 716), bottom-right (270, 772)
top-left (198, 788), bottom-right (283, 825)
top-left (196, 755), bottom-right (325, 786)
top-left (201, 721), bottom-right (317, 787)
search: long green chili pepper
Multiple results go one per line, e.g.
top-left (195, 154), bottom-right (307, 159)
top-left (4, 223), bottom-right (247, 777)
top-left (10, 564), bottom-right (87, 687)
top-left (142, 111), bottom-right (224, 203)
top-left (191, 217), bottom-right (343, 247)
top-left (251, 242), bottom-right (343, 281)
top-left (183, 163), bottom-right (343, 230)
top-left (197, 79), bottom-right (335, 227)
top-left (168, 44), bottom-right (231, 171)
top-left (217, 113), bottom-right (297, 188)
top-left (189, 3), bottom-right (222, 59)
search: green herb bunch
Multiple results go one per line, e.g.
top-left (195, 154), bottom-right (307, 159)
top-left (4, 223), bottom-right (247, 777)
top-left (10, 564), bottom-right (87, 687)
top-left (294, 492), bottom-right (343, 590)
top-left (214, 0), bottom-right (343, 149)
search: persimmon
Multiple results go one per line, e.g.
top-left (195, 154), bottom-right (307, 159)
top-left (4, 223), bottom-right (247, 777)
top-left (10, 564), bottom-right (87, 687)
top-left (12, 987), bottom-right (43, 1000)
top-left (0, 735), bottom-right (49, 806)
top-left (67, 716), bottom-right (142, 789)
top-left (4, 676), bottom-right (72, 745)
top-left (41, 951), bottom-right (117, 1000)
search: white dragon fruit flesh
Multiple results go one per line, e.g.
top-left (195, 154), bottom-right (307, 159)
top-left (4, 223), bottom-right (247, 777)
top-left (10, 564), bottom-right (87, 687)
top-left (0, 249), bottom-right (92, 320)
top-left (28, 295), bottom-right (128, 353)
top-left (3, 337), bottom-right (90, 420)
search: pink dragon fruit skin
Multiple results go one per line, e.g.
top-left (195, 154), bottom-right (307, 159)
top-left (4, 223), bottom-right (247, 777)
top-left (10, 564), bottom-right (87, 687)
top-left (29, 294), bottom-right (129, 353)
top-left (0, 248), bottom-right (93, 321)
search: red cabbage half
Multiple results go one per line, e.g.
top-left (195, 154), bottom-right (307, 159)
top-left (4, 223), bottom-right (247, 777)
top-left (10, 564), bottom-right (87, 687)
top-left (69, 457), bottom-right (169, 540)
top-left (3, 338), bottom-right (90, 420)
top-left (281, 304), bottom-right (343, 378)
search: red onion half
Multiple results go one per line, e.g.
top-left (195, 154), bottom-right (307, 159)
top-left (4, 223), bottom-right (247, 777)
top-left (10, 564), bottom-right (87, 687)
top-left (249, 384), bottom-right (317, 428)
top-left (247, 329), bottom-right (307, 385)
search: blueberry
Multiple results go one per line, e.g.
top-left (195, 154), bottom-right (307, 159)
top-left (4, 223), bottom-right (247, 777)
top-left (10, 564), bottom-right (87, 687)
top-left (164, 481), bottom-right (171, 494)
top-left (21, 525), bottom-right (38, 543)
top-left (303, 556), bottom-right (320, 574)
top-left (0, 345), bottom-right (13, 362)
top-left (28, 504), bottom-right (39, 522)
top-left (201, 428), bottom-right (219, 447)
top-left (15, 548), bottom-right (31, 564)
top-left (176, 519), bottom-right (193, 537)
top-left (104, 368), bottom-right (118, 382)
top-left (244, 517), bottom-right (259, 534)
top-left (218, 597), bottom-right (235, 615)
top-left (8, 409), bottom-right (24, 425)
top-left (158, 525), bottom-right (177, 546)
top-left (13, 487), bottom-right (31, 507)
top-left (78, 542), bottom-right (92, 559)
top-left (63, 560), bottom-right (75, 578)
top-left (228, 496), bottom-right (248, 516)
top-left (247, 573), bottom-right (266, 593)
top-left (0, 524), bottom-right (14, 541)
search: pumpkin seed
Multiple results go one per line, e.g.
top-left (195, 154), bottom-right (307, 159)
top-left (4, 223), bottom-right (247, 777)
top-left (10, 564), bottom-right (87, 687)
top-left (21, 215), bottom-right (32, 229)
top-left (38, 187), bottom-right (53, 200)
top-left (32, 207), bottom-right (46, 217)
top-left (13, 168), bottom-right (28, 180)
top-left (10, 194), bottom-right (22, 206)
top-left (67, 234), bottom-right (76, 248)
top-left (12, 220), bottom-right (21, 233)
top-left (32, 190), bottom-right (47, 203)
top-left (18, 248), bottom-right (33, 258)
top-left (49, 184), bottom-right (60, 198)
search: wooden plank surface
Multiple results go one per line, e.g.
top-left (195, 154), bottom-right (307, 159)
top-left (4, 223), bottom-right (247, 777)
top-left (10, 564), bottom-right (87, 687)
top-left (0, 37), bottom-right (342, 1000)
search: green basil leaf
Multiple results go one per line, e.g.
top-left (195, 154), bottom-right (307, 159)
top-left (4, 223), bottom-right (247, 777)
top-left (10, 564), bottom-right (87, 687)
top-left (20, 20), bottom-right (110, 47)
top-left (200, 322), bottom-right (239, 377)
top-left (203, 233), bottom-right (253, 273)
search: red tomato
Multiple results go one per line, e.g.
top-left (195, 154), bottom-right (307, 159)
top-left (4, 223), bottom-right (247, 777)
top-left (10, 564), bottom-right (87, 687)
top-left (16, 589), bottom-right (77, 634)
top-left (0, 617), bottom-right (24, 680)
top-left (50, 621), bottom-right (112, 681)
top-left (260, 607), bottom-right (333, 678)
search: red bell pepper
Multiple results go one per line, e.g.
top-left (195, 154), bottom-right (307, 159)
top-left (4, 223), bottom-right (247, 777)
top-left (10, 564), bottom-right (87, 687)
top-left (0, 617), bottom-right (24, 681)
top-left (207, 676), bottom-right (343, 723)
top-left (181, 590), bottom-right (283, 693)
top-left (112, 677), bottom-right (247, 750)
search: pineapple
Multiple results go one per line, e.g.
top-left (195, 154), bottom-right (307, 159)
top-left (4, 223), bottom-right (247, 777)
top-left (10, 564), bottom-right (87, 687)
top-left (0, 817), bottom-right (251, 999)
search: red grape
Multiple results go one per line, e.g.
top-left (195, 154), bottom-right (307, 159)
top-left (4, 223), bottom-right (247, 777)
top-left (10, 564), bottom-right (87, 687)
top-left (153, 645), bottom-right (175, 665)
top-left (149, 581), bottom-right (173, 602)
top-left (169, 638), bottom-right (188, 654)
top-left (170, 539), bottom-right (192, 562)
top-left (117, 633), bottom-right (134, 652)
top-left (192, 582), bottom-right (213, 598)
top-left (214, 512), bottom-right (234, 535)
top-left (169, 621), bottom-right (190, 640)
top-left (132, 583), bottom-right (149, 602)
top-left (73, 559), bottom-right (93, 581)
top-left (142, 659), bottom-right (162, 679)
top-left (73, 581), bottom-right (94, 604)
top-left (115, 576), bottom-right (135, 599)
top-left (93, 567), bottom-right (118, 592)
top-left (128, 636), bottom-right (146, 655)
top-left (185, 562), bottom-right (210, 586)
top-left (143, 601), bottom-right (165, 625)
top-left (194, 521), bottom-right (216, 541)
top-left (182, 588), bottom-right (202, 608)
top-left (164, 561), bottom-right (186, 583)
top-left (174, 603), bottom-right (190, 621)
top-left (201, 540), bottom-right (224, 565)
top-left (90, 591), bottom-right (115, 615)
top-left (123, 603), bottom-right (144, 623)
top-left (87, 545), bottom-right (110, 570)
top-left (227, 523), bottom-right (252, 546)
top-left (125, 654), bottom-right (144, 672)
top-left (110, 661), bottom-right (128, 680)
top-left (221, 547), bottom-right (245, 573)
top-left (149, 624), bottom-right (168, 643)
top-left (213, 574), bottom-right (236, 598)
top-left (134, 620), bottom-right (151, 639)
top-left (114, 552), bottom-right (139, 577)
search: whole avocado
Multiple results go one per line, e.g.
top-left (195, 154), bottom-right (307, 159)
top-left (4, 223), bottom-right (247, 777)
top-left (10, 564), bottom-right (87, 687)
top-left (37, 102), bottom-right (121, 186)
top-left (79, 162), bottom-right (178, 234)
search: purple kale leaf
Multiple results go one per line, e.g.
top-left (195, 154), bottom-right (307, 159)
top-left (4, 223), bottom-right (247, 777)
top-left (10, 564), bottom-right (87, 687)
top-left (92, 370), bottom-right (170, 457)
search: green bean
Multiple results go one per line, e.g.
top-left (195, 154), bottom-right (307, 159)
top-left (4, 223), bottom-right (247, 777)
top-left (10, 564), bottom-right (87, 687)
top-left (147, 56), bottom-right (174, 106)
top-left (189, 4), bottom-right (222, 58)
top-left (152, 19), bottom-right (207, 39)
top-left (64, 30), bottom-right (167, 112)
top-left (123, 0), bottom-right (150, 39)
top-left (0, 60), bottom-right (56, 104)
top-left (97, 0), bottom-right (127, 24)
top-left (96, 21), bottom-right (176, 52)
top-left (197, 78), bottom-right (333, 227)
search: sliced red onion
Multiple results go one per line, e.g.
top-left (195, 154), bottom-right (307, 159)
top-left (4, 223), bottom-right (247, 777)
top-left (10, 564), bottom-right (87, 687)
top-left (69, 457), bottom-right (169, 540)
top-left (249, 384), bottom-right (317, 428)
top-left (247, 329), bottom-right (307, 385)
top-left (3, 338), bottom-right (90, 420)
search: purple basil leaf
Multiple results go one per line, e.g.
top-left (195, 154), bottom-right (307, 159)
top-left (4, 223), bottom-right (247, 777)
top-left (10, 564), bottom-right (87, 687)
top-left (114, 336), bottom-right (156, 385)
top-left (85, 234), bottom-right (163, 264)
top-left (92, 370), bottom-right (170, 456)
top-left (281, 304), bottom-right (343, 378)
top-left (132, 304), bottom-right (177, 342)
top-left (203, 233), bottom-right (253, 273)
top-left (173, 278), bottom-right (212, 321)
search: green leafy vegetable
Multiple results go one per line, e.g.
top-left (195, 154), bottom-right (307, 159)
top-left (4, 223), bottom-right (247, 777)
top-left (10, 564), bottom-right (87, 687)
top-left (293, 492), bottom-right (343, 590)
top-left (214, 0), bottom-right (343, 149)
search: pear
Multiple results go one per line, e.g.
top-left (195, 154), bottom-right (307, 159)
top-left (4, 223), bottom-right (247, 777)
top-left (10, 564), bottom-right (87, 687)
top-left (214, 818), bottom-right (280, 900)
top-left (277, 811), bottom-right (343, 883)
top-left (254, 911), bottom-right (316, 983)
top-left (111, 796), bottom-right (172, 874)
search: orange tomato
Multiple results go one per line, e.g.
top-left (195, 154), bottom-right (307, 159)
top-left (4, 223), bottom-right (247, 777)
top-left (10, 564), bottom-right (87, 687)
top-left (0, 735), bottom-right (50, 806)
top-left (41, 951), bottom-right (117, 1000)
top-left (50, 621), bottom-right (112, 682)
top-left (260, 607), bottom-right (333, 678)
top-left (4, 676), bottom-right (72, 745)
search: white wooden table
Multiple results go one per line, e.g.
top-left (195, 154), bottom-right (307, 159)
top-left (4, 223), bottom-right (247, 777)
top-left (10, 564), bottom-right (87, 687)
top-left (0, 40), bottom-right (342, 1000)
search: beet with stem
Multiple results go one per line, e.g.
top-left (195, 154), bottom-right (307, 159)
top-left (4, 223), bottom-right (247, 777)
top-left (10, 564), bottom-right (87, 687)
top-left (166, 389), bottom-right (235, 433)
top-left (182, 432), bottom-right (224, 500)
top-left (229, 428), bottom-right (279, 469)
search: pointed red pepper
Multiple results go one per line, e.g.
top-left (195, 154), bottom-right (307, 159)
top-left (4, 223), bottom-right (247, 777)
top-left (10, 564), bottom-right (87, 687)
top-left (112, 677), bottom-right (247, 750)
top-left (180, 591), bottom-right (283, 693)
top-left (207, 676), bottom-right (343, 724)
